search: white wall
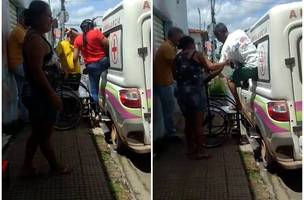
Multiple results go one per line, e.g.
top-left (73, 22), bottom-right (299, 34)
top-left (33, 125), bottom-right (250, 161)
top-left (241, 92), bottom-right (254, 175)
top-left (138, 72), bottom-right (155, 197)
top-left (190, 32), bottom-right (203, 51)
top-left (154, 0), bottom-right (188, 34)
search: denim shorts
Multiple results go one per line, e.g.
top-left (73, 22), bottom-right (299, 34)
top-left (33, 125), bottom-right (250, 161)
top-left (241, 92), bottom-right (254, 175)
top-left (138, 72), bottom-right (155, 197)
top-left (22, 95), bottom-right (57, 123)
top-left (176, 85), bottom-right (207, 115)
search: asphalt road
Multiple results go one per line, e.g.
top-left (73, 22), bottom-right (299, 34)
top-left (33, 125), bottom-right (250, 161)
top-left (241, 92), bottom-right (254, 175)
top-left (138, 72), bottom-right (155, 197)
top-left (105, 137), bottom-right (151, 200)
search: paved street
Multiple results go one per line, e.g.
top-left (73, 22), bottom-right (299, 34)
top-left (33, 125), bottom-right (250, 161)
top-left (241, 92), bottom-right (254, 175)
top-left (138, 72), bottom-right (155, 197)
top-left (111, 147), bottom-right (151, 200)
top-left (3, 122), bottom-right (113, 200)
top-left (258, 161), bottom-right (302, 200)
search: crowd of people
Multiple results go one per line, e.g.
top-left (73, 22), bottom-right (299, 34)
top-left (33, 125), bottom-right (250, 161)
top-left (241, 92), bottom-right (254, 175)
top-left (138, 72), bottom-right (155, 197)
top-left (7, 0), bottom-right (110, 178)
top-left (154, 24), bottom-right (258, 160)
top-left (6, 0), bottom-right (258, 177)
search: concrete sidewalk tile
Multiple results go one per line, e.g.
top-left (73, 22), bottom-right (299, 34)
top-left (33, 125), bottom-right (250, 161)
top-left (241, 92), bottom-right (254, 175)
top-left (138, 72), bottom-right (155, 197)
top-left (4, 123), bottom-right (113, 200)
top-left (154, 136), bottom-right (252, 200)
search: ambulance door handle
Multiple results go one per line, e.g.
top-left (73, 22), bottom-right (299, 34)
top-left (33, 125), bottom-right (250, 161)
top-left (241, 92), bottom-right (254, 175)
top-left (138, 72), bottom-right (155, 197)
top-left (285, 57), bottom-right (295, 69)
top-left (138, 47), bottom-right (148, 58)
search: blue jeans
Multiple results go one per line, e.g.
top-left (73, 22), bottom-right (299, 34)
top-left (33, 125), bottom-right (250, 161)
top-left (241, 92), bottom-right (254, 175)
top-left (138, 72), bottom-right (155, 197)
top-left (154, 84), bottom-right (176, 136)
top-left (15, 64), bottom-right (28, 121)
top-left (86, 57), bottom-right (110, 111)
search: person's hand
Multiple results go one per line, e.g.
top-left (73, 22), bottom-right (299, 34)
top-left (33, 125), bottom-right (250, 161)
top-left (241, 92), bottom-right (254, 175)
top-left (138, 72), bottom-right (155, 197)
top-left (224, 59), bottom-right (230, 66)
top-left (50, 93), bottom-right (63, 111)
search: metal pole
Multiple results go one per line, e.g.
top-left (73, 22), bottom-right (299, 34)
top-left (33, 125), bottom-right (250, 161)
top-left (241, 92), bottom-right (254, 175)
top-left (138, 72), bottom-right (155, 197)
top-left (198, 8), bottom-right (201, 31)
top-left (210, 0), bottom-right (216, 61)
top-left (60, 0), bottom-right (65, 41)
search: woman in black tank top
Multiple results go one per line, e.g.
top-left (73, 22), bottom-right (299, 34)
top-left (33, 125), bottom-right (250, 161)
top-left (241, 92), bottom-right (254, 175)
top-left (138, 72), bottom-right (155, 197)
top-left (21, 1), bottom-right (71, 178)
top-left (174, 36), bottom-right (229, 160)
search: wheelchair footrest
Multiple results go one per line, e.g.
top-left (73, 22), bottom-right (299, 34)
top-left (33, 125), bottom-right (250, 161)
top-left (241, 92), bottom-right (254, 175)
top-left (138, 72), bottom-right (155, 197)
top-left (100, 115), bottom-right (111, 122)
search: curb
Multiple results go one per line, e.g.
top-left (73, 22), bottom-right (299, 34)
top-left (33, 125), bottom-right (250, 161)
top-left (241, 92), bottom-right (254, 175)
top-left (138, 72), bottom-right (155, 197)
top-left (91, 127), bottom-right (137, 200)
top-left (238, 143), bottom-right (274, 200)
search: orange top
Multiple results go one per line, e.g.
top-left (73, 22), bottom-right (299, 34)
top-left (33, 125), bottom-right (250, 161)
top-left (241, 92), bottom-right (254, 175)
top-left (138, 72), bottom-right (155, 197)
top-left (7, 23), bottom-right (26, 71)
top-left (153, 40), bottom-right (177, 86)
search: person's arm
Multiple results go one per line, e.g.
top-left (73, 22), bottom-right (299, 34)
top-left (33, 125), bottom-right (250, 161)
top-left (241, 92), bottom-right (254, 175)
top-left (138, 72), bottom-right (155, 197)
top-left (197, 51), bottom-right (229, 71)
top-left (101, 37), bottom-right (109, 56)
top-left (73, 47), bottom-right (80, 67)
top-left (16, 28), bottom-right (26, 44)
top-left (163, 45), bottom-right (176, 62)
top-left (55, 42), bottom-right (62, 56)
top-left (24, 35), bottom-right (62, 110)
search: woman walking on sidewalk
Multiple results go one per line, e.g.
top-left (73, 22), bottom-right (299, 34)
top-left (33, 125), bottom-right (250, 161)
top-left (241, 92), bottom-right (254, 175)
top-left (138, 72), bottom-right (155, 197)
top-left (174, 36), bottom-right (229, 160)
top-left (21, 0), bottom-right (71, 177)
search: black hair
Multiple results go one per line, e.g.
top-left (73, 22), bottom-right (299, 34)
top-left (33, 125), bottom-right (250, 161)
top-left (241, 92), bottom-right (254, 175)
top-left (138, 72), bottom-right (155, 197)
top-left (70, 28), bottom-right (78, 32)
top-left (214, 23), bottom-right (228, 36)
top-left (18, 9), bottom-right (29, 23)
top-left (167, 27), bottom-right (183, 39)
top-left (178, 36), bottom-right (194, 50)
top-left (80, 19), bottom-right (94, 46)
top-left (25, 0), bottom-right (50, 28)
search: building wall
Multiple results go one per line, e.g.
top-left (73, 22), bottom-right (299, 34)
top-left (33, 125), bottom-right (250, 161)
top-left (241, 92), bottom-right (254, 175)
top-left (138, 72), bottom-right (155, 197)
top-left (154, 0), bottom-right (188, 34)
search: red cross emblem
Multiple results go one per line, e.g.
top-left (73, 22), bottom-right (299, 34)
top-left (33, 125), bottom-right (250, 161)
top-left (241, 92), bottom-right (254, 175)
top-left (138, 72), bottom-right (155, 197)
top-left (259, 45), bottom-right (266, 76)
top-left (111, 34), bottom-right (118, 64)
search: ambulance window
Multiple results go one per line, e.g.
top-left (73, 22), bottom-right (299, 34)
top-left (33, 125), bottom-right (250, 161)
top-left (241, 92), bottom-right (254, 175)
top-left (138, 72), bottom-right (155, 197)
top-left (106, 27), bottom-right (123, 71)
top-left (297, 37), bottom-right (302, 82)
top-left (255, 36), bottom-right (270, 82)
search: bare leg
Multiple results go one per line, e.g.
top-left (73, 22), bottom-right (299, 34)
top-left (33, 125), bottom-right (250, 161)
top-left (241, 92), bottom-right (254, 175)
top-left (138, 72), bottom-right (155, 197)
top-left (184, 116), bottom-right (195, 155)
top-left (189, 112), bottom-right (210, 160)
top-left (227, 80), bottom-right (242, 110)
top-left (194, 112), bottom-right (204, 152)
top-left (38, 122), bottom-right (62, 170)
top-left (22, 122), bottom-right (41, 172)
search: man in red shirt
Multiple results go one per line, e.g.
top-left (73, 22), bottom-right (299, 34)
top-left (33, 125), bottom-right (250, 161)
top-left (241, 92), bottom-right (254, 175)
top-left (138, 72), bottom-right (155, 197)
top-left (73, 19), bottom-right (109, 113)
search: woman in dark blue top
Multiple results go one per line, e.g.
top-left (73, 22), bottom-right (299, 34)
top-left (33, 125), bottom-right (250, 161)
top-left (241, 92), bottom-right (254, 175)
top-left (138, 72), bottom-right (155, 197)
top-left (21, 1), bottom-right (71, 177)
top-left (174, 36), bottom-right (229, 160)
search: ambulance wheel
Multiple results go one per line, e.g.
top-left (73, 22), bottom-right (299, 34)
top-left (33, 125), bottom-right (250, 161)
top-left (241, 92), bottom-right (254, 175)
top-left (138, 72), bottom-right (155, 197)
top-left (111, 124), bottom-right (125, 153)
top-left (261, 138), bottom-right (276, 171)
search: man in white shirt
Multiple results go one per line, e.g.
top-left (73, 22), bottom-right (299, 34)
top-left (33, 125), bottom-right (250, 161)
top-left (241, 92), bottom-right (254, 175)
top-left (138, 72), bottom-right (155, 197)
top-left (214, 23), bottom-right (258, 110)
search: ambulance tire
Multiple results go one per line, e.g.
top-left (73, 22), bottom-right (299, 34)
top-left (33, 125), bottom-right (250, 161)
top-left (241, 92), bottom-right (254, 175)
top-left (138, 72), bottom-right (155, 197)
top-left (111, 123), bottom-right (125, 153)
top-left (261, 138), bottom-right (276, 171)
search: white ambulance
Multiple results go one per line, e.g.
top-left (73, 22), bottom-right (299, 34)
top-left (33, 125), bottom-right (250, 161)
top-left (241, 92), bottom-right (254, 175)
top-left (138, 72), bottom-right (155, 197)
top-left (240, 2), bottom-right (302, 169)
top-left (100, 0), bottom-right (151, 153)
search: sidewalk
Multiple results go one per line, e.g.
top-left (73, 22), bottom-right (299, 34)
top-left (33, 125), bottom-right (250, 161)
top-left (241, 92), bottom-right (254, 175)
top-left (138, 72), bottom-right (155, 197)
top-left (154, 135), bottom-right (252, 200)
top-left (3, 122), bottom-right (113, 200)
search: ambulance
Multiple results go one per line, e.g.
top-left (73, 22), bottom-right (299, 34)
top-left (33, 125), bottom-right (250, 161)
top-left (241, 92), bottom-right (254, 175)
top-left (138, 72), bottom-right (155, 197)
top-left (239, 2), bottom-right (302, 169)
top-left (100, 0), bottom-right (151, 153)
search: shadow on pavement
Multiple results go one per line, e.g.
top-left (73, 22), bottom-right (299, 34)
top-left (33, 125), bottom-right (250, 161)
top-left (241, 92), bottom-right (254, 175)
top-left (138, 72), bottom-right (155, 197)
top-left (119, 150), bottom-right (151, 173)
top-left (275, 168), bottom-right (302, 193)
top-left (103, 132), bottom-right (151, 173)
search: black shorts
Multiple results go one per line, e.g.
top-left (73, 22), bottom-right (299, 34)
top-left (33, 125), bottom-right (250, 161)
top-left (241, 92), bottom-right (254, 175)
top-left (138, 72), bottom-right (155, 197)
top-left (22, 96), bottom-right (57, 123)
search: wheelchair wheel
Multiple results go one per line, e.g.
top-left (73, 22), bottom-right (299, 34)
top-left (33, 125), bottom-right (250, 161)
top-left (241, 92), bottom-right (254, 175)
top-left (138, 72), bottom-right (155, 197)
top-left (53, 87), bottom-right (82, 130)
top-left (202, 105), bottom-right (229, 148)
